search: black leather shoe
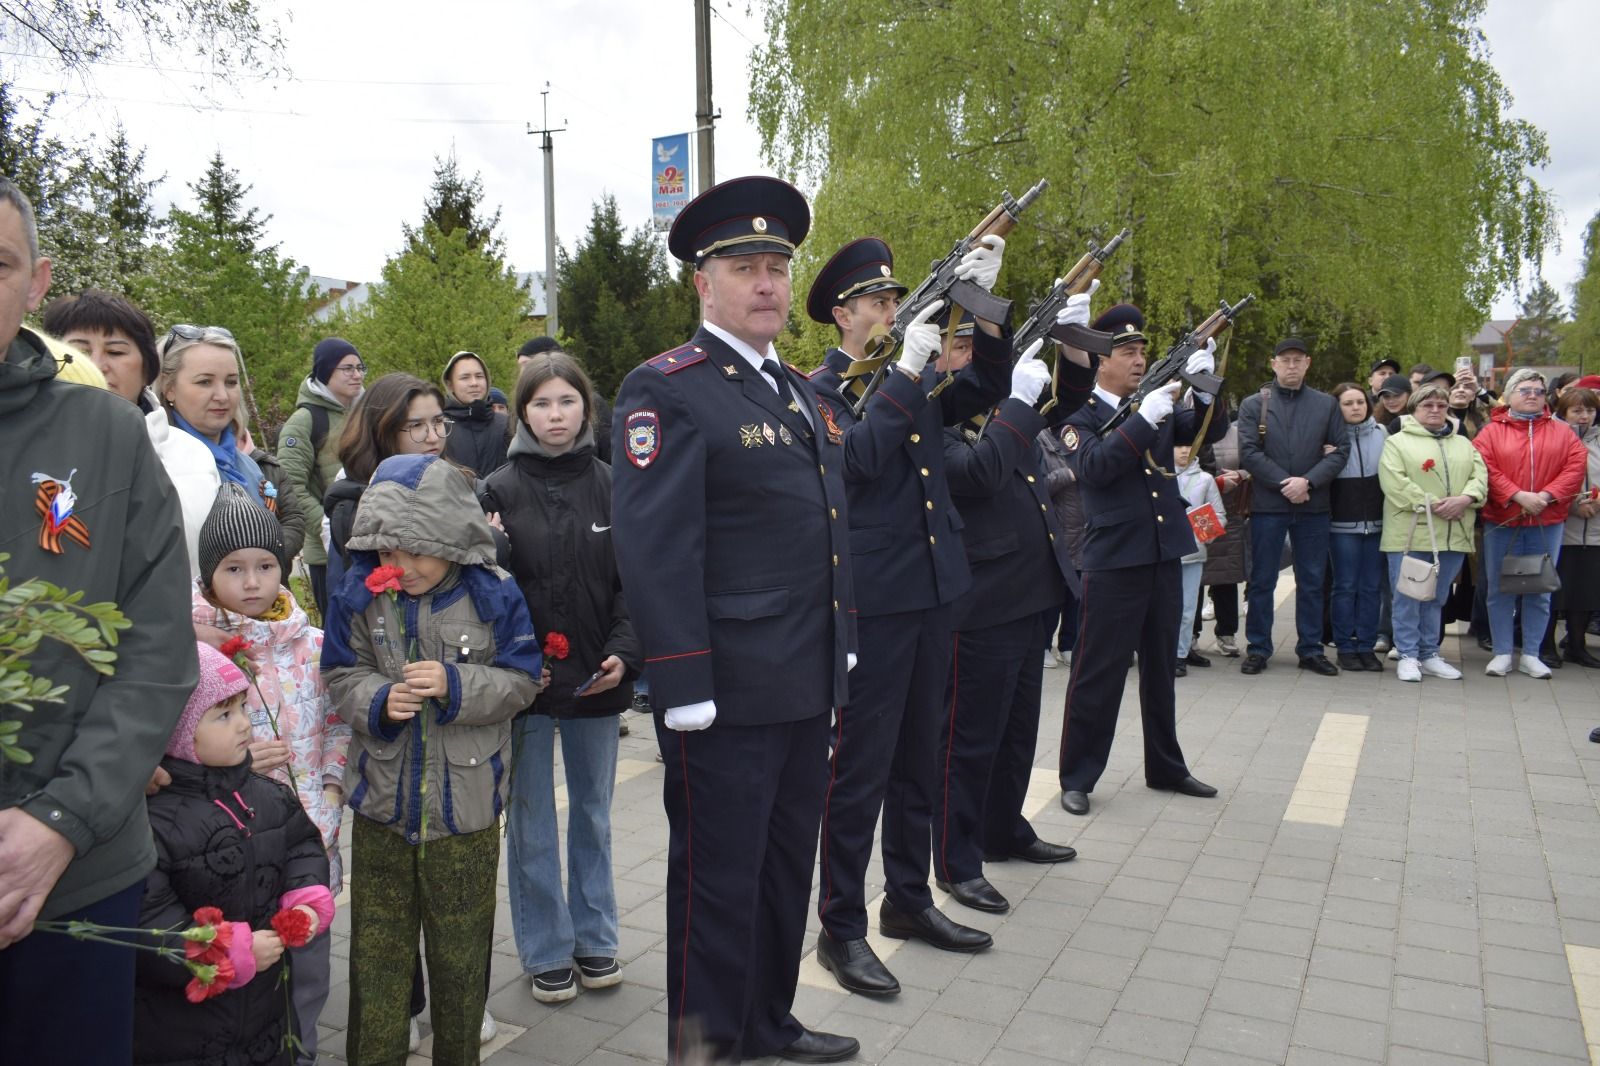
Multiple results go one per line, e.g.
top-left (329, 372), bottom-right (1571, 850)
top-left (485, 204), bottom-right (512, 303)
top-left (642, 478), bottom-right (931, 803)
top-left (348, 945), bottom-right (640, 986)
top-left (815, 930), bottom-right (899, 997)
top-left (998, 839), bottom-right (1078, 864)
top-left (1336, 652), bottom-right (1363, 671)
top-left (1150, 774), bottom-right (1218, 798)
top-left (1240, 654), bottom-right (1267, 675)
top-left (1477, 634), bottom-right (1494, 652)
top-left (1185, 649), bottom-right (1211, 667)
top-left (1174, 660), bottom-right (1188, 677)
top-left (1060, 790), bottom-right (1090, 815)
top-left (878, 899), bottom-right (992, 952)
top-left (1567, 647), bottom-right (1600, 668)
top-left (1541, 651), bottom-right (1565, 670)
top-left (1359, 652), bottom-right (1383, 671)
top-left (1298, 654), bottom-right (1340, 676)
top-left (776, 1027), bottom-right (861, 1063)
top-left (1591, 726), bottom-right (1600, 744)
top-left (935, 876), bottom-right (1010, 913)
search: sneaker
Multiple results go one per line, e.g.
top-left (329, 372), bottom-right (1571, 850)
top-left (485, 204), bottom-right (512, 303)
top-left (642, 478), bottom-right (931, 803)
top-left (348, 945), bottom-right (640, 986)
top-left (1373, 636), bottom-right (1390, 653)
top-left (409, 1015), bottom-right (422, 1053)
top-left (1419, 656), bottom-right (1462, 680)
top-left (1519, 654), bottom-right (1553, 679)
top-left (1387, 647), bottom-right (1400, 661)
top-left (1485, 654), bottom-right (1513, 677)
top-left (481, 1009), bottom-right (498, 1044)
top-left (1202, 600), bottom-right (1215, 621)
top-left (576, 956), bottom-right (623, 989)
top-left (1214, 634), bottom-right (1240, 657)
top-left (530, 968), bottom-right (578, 1003)
top-left (1043, 650), bottom-right (1059, 670)
top-left (1396, 657), bottom-right (1422, 682)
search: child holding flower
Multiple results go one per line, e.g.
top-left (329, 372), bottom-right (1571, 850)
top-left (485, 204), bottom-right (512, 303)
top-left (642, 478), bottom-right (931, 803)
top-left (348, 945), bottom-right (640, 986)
top-left (322, 453), bottom-right (542, 1064)
top-left (191, 483), bottom-right (349, 1064)
top-left (135, 641), bottom-right (334, 1065)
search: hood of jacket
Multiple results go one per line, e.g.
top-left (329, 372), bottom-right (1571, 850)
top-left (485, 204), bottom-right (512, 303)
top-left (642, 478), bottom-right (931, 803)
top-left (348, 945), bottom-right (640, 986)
top-left (1488, 403), bottom-right (1552, 428)
top-left (444, 395), bottom-right (497, 423)
top-left (296, 375), bottom-right (348, 413)
top-left (506, 419), bottom-right (596, 463)
top-left (1398, 414), bottom-right (1457, 440)
top-left (159, 748), bottom-right (254, 798)
top-left (0, 328), bottom-right (58, 416)
top-left (347, 453), bottom-right (496, 566)
top-left (191, 578), bottom-right (313, 647)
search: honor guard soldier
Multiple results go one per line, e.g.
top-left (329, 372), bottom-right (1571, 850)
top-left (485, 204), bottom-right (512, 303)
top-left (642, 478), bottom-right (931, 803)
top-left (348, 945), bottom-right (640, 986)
top-left (1055, 303), bottom-right (1226, 817)
top-left (932, 319), bottom-right (1082, 916)
top-left (805, 236), bottom-right (1013, 997)
top-left (610, 177), bottom-right (859, 1064)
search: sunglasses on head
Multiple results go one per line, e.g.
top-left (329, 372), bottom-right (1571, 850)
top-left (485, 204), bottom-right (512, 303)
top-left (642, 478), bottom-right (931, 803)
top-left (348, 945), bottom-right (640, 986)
top-left (164, 324), bottom-right (236, 345)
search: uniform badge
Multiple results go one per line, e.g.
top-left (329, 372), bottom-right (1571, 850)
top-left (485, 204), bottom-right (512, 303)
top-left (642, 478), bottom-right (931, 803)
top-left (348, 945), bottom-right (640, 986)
top-left (740, 423), bottom-right (764, 448)
top-left (723, 364), bottom-right (739, 377)
top-left (762, 422), bottom-right (776, 446)
top-left (779, 425), bottom-right (794, 446)
top-left (625, 409), bottom-right (662, 468)
top-left (817, 401), bottom-right (845, 445)
top-left (31, 469), bottom-right (91, 554)
top-left (1061, 425), bottom-right (1080, 452)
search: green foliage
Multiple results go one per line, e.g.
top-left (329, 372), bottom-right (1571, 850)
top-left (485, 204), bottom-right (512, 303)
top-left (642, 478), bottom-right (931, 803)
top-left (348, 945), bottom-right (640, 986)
top-left (0, 553), bottom-right (131, 770)
top-left (1569, 212), bottom-right (1600, 373)
top-left (751, 0), bottom-right (1553, 395)
top-left (0, 86), bottom-right (80, 265)
top-left (0, 0), bottom-right (283, 77)
top-left (1510, 277), bottom-right (1565, 366)
top-left (557, 195), bottom-right (700, 399)
top-left (405, 152), bottom-right (503, 257)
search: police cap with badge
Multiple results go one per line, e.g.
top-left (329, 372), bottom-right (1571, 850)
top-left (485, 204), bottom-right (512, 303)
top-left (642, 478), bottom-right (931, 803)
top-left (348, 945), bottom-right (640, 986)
top-left (805, 237), bottom-right (908, 324)
top-left (668, 175), bottom-right (811, 265)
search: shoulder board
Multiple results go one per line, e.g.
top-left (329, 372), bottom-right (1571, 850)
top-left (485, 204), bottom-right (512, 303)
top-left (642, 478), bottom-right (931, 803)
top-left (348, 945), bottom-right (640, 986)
top-left (645, 345), bottom-right (707, 375)
top-left (807, 364), bottom-right (831, 380)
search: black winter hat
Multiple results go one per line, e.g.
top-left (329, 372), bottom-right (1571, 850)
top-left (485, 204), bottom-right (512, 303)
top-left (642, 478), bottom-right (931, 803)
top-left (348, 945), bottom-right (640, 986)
top-left (518, 336), bottom-right (559, 358)
top-left (312, 337), bottom-right (360, 384)
top-left (199, 483), bottom-right (288, 586)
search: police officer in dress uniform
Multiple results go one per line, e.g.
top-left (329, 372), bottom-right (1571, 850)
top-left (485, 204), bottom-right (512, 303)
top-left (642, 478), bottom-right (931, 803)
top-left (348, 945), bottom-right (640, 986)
top-left (610, 177), bottom-right (859, 1064)
top-left (931, 310), bottom-right (1090, 915)
top-left (804, 236), bottom-right (1014, 997)
top-left (1055, 303), bottom-right (1226, 817)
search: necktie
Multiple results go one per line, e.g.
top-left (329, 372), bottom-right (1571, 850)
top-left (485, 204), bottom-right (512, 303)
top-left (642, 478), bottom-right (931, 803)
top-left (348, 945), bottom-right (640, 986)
top-left (762, 357), bottom-right (800, 414)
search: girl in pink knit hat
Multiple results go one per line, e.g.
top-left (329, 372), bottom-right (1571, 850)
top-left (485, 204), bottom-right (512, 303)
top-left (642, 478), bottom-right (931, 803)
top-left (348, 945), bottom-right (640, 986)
top-left (133, 641), bottom-right (334, 1065)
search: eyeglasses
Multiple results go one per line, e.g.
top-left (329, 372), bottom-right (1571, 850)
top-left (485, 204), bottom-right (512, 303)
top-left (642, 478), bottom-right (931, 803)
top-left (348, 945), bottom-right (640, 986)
top-left (1514, 387), bottom-right (1547, 398)
top-left (164, 324), bottom-right (235, 343)
top-left (336, 363), bottom-right (367, 375)
top-left (403, 416), bottom-right (454, 442)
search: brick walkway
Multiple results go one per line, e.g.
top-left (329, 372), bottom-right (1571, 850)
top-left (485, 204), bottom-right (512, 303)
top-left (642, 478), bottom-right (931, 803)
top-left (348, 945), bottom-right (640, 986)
top-left (316, 605), bottom-right (1600, 1066)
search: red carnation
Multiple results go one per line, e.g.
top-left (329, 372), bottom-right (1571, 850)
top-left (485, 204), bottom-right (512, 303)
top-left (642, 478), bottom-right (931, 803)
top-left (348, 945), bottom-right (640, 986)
top-left (1421, 459), bottom-right (1436, 473)
top-left (218, 636), bottom-right (252, 661)
top-left (270, 907), bottom-right (315, 949)
top-left (184, 956), bottom-right (235, 1003)
top-left (365, 565), bottom-right (406, 595)
top-left (543, 632), bottom-right (570, 660)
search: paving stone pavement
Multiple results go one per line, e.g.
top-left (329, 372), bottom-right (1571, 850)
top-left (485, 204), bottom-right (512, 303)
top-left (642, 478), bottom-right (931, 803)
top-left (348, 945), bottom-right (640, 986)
top-left (314, 601), bottom-right (1600, 1066)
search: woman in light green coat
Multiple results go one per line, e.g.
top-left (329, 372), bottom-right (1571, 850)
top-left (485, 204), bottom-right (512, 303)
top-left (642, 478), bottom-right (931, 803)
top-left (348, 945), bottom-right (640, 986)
top-left (1377, 383), bottom-right (1488, 681)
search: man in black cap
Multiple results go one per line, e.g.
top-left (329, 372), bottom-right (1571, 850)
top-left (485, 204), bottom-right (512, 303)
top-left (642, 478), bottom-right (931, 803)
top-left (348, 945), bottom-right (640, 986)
top-left (802, 235), bottom-right (1019, 997)
top-left (1236, 336), bottom-right (1350, 676)
top-left (1054, 302), bottom-right (1225, 816)
top-left (1368, 356), bottom-right (1401, 398)
top-left (610, 176), bottom-right (858, 1064)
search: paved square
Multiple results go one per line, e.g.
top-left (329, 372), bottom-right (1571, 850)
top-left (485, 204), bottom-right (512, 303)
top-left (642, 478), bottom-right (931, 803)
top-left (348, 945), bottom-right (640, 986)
top-left (314, 600), bottom-right (1600, 1065)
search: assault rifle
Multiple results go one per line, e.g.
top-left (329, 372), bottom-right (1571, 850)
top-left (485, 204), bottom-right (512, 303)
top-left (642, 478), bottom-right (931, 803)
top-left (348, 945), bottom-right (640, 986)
top-left (1095, 293), bottom-right (1254, 438)
top-left (844, 179), bottom-right (1049, 418)
top-left (1011, 227), bottom-right (1130, 416)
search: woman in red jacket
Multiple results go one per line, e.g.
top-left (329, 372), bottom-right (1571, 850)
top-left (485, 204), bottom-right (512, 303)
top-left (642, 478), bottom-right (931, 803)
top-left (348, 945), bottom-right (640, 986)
top-left (1473, 368), bottom-right (1588, 678)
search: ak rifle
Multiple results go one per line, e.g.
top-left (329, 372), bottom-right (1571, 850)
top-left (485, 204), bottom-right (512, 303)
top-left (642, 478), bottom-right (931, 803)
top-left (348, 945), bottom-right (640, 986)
top-left (1012, 227), bottom-right (1130, 416)
top-left (1096, 293), bottom-right (1254, 438)
top-left (844, 179), bottom-right (1049, 418)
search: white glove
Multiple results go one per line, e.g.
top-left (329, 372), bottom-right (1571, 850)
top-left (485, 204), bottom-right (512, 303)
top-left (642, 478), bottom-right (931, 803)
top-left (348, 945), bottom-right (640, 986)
top-left (1055, 278), bottom-right (1100, 329)
top-left (954, 235), bottom-right (1005, 291)
top-left (1009, 341), bottom-right (1051, 404)
top-left (896, 300), bottom-right (945, 378)
top-left (1185, 338), bottom-right (1216, 378)
top-left (1137, 383), bottom-right (1182, 427)
top-left (847, 653), bottom-right (858, 672)
top-left (664, 700), bottom-right (716, 731)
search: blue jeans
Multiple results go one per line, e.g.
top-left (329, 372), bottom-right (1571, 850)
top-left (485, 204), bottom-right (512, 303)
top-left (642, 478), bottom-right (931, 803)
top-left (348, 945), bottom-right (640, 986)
top-left (1329, 531), bottom-right (1384, 653)
top-left (1387, 550), bottom-right (1466, 660)
top-left (1176, 561), bottom-right (1203, 659)
top-left (1483, 523), bottom-right (1564, 656)
top-left (1247, 511), bottom-right (1331, 659)
top-left (507, 713), bottom-right (620, 973)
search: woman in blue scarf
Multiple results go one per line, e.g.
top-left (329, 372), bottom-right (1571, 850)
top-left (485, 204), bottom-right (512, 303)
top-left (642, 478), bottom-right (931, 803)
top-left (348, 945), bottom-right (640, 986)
top-left (157, 325), bottom-right (305, 561)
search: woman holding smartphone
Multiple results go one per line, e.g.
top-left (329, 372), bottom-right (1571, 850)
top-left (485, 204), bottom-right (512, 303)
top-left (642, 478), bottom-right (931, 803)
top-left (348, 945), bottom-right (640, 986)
top-left (480, 351), bottom-right (641, 1004)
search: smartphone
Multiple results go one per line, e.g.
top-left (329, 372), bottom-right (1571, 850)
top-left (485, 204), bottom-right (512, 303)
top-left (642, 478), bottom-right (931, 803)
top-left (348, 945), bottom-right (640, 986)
top-left (573, 668), bottom-right (605, 698)
top-left (1455, 355), bottom-right (1473, 375)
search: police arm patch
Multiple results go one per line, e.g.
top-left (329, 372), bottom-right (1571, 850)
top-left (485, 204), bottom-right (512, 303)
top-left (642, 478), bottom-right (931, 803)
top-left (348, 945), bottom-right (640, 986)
top-left (625, 409), bottom-right (662, 469)
top-left (1061, 425), bottom-right (1080, 451)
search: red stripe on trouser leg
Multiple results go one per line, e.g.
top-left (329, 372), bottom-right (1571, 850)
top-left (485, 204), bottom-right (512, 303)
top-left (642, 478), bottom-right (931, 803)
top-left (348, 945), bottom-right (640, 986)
top-left (939, 633), bottom-right (960, 879)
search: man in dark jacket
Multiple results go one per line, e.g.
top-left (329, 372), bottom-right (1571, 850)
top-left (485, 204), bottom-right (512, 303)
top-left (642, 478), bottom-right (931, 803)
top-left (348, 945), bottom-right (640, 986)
top-left (0, 177), bottom-right (197, 1065)
top-left (441, 350), bottom-right (509, 475)
top-left (1235, 337), bottom-right (1351, 674)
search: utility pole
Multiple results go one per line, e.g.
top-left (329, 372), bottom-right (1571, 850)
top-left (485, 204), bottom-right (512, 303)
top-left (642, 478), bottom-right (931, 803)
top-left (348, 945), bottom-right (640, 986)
top-left (528, 85), bottom-right (565, 336)
top-left (693, 0), bottom-right (715, 192)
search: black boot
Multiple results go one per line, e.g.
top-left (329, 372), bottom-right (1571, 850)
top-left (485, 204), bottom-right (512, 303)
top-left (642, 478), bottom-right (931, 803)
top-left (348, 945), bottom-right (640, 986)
top-left (1566, 614), bottom-right (1600, 668)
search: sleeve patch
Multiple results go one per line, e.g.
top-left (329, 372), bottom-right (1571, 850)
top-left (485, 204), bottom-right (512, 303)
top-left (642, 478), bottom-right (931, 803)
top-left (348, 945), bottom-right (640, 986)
top-left (282, 436), bottom-right (299, 448)
top-left (625, 409), bottom-right (662, 469)
top-left (1061, 425), bottom-right (1080, 451)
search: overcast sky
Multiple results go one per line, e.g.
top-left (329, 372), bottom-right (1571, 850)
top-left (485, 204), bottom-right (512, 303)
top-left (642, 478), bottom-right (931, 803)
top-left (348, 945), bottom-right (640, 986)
top-left (6, 0), bottom-right (1594, 321)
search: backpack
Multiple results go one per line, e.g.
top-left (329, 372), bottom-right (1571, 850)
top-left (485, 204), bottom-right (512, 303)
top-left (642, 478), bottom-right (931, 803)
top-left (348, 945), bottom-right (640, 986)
top-left (290, 403), bottom-right (331, 497)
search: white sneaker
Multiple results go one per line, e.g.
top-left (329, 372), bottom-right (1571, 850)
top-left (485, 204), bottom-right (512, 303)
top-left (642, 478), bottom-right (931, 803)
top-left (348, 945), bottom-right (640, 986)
top-left (1373, 636), bottom-right (1390, 653)
top-left (1486, 654), bottom-right (1513, 677)
top-left (1396, 657), bottom-right (1422, 682)
top-left (481, 1009), bottom-right (498, 1044)
top-left (1043, 650), bottom-right (1059, 669)
top-left (1387, 647), bottom-right (1401, 661)
top-left (1419, 656), bottom-right (1462, 680)
top-left (1215, 634), bottom-right (1240, 657)
top-left (1519, 654), bottom-right (1553, 679)
top-left (409, 1016), bottom-right (422, 1053)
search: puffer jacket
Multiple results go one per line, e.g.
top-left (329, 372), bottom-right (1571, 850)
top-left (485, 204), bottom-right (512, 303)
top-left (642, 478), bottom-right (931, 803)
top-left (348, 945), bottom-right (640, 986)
top-left (1330, 418), bottom-right (1388, 534)
top-left (442, 396), bottom-right (509, 476)
top-left (480, 425), bottom-right (641, 718)
top-left (322, 454), bottom-right (542, 844)
top-left (247, 446), bottom-right (306, 564)
top-left (1378, 415), bottom-right (1488, 554)
top-left (1236, 381), bottom-right (1351, 513)
top-left (1562, 422), bottom-right (1600, 548)
top-left (192, 581), bottom-right (350, 887)
top-left (1473, 405), bottom-right (1589, 527)
top-left (1176, 459), bottom-right (1226, 564)
top-left (134, 756), bottom-right (330, 1066)
top-left (140, 388), bottom-right (222, 577)
top-left (275, 378), bottom-right (349, 567)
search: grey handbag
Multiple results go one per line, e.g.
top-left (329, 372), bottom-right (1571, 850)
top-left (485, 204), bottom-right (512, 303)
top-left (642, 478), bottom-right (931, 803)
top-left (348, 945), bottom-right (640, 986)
top-left (1396, 505), bottom-right (1440, 602)
top-left (1500, 552), bottom-right (1561, 595)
